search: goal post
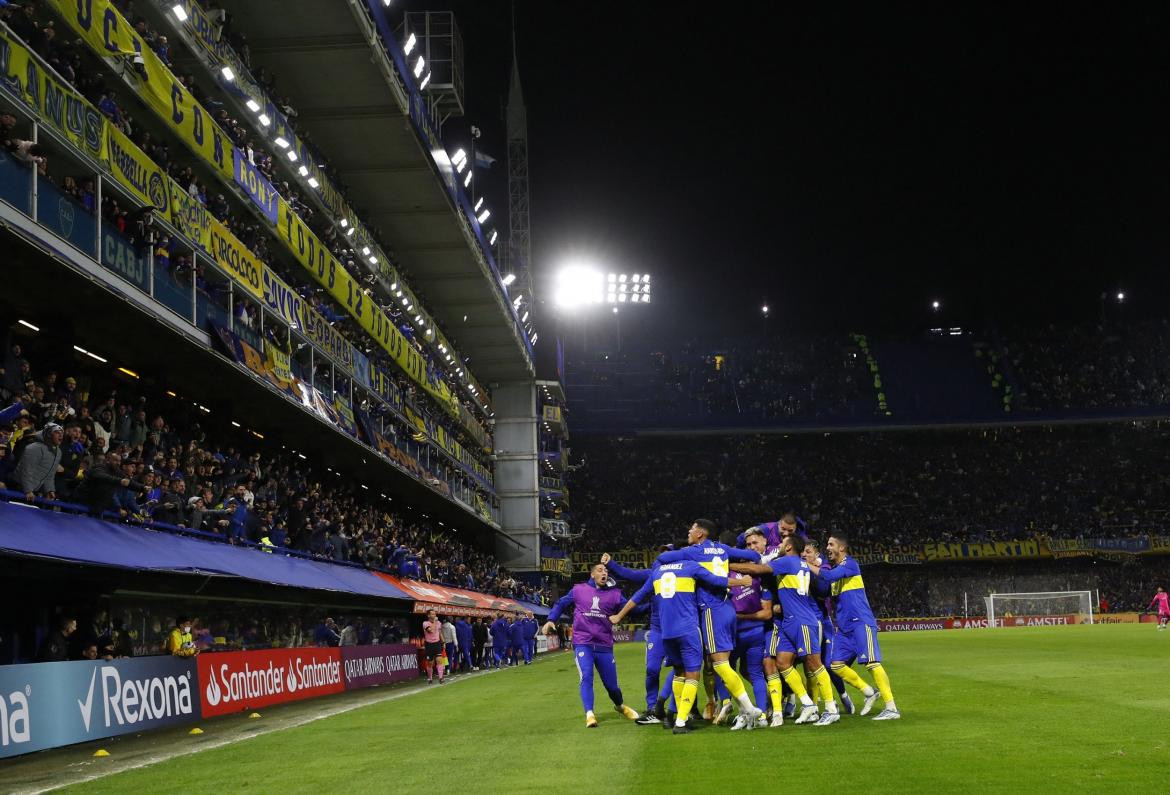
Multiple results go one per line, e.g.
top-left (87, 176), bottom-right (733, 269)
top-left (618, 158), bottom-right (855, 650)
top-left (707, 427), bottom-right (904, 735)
top-left (985, 591), bottom-right (1094, 627)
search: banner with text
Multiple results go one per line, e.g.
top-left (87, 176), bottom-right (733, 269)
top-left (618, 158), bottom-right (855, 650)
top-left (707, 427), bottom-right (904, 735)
top-left (340, 644), bottom-right (420, 690)
top-left (197, 647), bottom-right (344, 718)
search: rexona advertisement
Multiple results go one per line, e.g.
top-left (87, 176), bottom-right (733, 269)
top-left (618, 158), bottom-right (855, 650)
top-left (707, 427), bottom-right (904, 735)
top-left (0, 657), bottom-right (198, 758)
top-left (198, 648), bottom-right (345, 718)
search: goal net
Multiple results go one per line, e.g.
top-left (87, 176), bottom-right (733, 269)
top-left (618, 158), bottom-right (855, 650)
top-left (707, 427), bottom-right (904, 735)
top-left (984, 591), bottom-right (1094, 627)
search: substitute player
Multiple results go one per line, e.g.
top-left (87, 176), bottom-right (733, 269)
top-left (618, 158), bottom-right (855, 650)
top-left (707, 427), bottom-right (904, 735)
top-left (732, 534), bottom-right (835, 726)
top-left (656, 519), bottom-right (764, 726)
top-left (809, 533), bottom-right (900, 721)
top-left (803, 539), bottom-right (855, 714)
top-left (543, 563), bottom-right (641, 728)
top-left (1147, 586), bottom-right (1169, 630)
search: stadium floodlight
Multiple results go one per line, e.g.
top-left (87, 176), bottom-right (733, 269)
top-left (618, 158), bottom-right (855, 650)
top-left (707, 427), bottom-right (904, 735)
top-left (297, 165), bottom-right (309, 177)
top-left (477, 209), bottom-right (491, 223)
top-left (612, 306), bottom-right (619, 314)
top-left (404, 32), bottom-right (417, 56)
top-left (307, 177), bottom-right (319, 188)
top-left (340, 219), bottom-right (349, 229)
top-left (502, 273), bottom-right (516, 286)
top-left (346, 226), bottom-right (355, 237)
top-left (221, 66), bottom-right (235, 82)
top-left (531, 334), bottom-right (538, 344)
top-left (463, 170), bottom-right (472, 187)
top-left (474, 197), bottom-right (484, 212)
top-left (762, 305), bottom-right (769, 315)
top-left (17, 319), bottom-right (39, 331)
top-left (286, 150), bottom-right (298, 162)
top-left (931, 300), bottom-right (941, 310)
top-left (490, 230), bottom-right (498, 245)
top-left (368, 255), bottom-right (377, 265)
top-left (362, 247), bottom-right (372, 256)
top-left (245, 99), bottom-right (261, 112)
top-left (618, 293), bottom-right (627, 302)
top-left (618, 274), bottom-right (627, 283)
top-left (630, 294), bottom-right (640, 303)
top-left (274, 137), bottom-right (290, 149)
top-left (452, 148), bottom-right (467, 166)
top-left (522, 311), bottom-right (529, 322)
top-left (554, 265), bottom-right (605, 308)
top-left (1117, 291), bottom-right (1125, 302)
top-left (172, 4), bottom-right (188, 22)
top-left (420, 72), bottom-right (432, 90)
top-left (414, 55), bottom-right (426, 78)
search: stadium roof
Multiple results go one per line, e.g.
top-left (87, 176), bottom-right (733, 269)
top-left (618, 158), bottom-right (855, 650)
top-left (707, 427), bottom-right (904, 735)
top-left (224, 0), bottom-right (534, 383)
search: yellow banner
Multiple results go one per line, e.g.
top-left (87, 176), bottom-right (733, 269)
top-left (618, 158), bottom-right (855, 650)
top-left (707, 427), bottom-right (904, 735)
top-left (0, 31), bottom-right (105, 162)
top-left (104, 124), bottom-right (169, 214)
top-left (542, 405), bottom-right (562, 423)
top-left (541, 557), bottom-right (571, 576)
top-left (265, 344), bottom-right (293, 386)
top-left (168, 177), bottom-right (212, 249)
top-left (46, 0), bottom-right (234, 180)
top-left (208, 215), bottom-right (264, 300)
top-left (275, 197), bottom-right (460, 418)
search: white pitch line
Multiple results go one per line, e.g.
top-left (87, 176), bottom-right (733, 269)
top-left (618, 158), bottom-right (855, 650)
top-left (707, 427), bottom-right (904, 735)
top-left (22, 658), bottom-right (548, 795)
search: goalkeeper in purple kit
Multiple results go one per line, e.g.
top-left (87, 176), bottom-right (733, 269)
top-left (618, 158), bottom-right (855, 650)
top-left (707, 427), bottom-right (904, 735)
top-left (543, 563), bottom-right (641, 728)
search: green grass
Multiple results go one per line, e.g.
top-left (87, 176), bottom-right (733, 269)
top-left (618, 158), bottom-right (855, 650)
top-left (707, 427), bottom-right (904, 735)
top-left (63, 625), bottom-right (1169, 793)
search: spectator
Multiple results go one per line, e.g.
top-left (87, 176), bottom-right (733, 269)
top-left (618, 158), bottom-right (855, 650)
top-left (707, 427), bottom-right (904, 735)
top-left (37, 615), bottom-right (76, 662)
top-left (165, 616), bottom-right (198, 657)
top-left (82, 450), bottom-right (133, 516)
top-left (337, 617), bottom-right (357, 646)
top-left (14, 421), bottom-right (63, 502)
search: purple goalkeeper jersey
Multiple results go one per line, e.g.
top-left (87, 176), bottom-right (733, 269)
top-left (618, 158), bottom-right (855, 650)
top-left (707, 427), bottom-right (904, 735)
top-left (730, 577), bottom-right (768, 630)
top-left (548, 580), bottom-right (625, 648)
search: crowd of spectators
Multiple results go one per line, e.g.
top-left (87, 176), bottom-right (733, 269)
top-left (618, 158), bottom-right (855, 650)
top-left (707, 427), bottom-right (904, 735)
top-left (0, 332), bottom-right (549, 606)
top-left (566, 422), bottom-right (1170, 551)
top-left (567, 335), bottom-right (870, 427)
top-left (1002, 319), bottom-right (1170, 412)
top-left (0, 0), bottom-right (493, 472)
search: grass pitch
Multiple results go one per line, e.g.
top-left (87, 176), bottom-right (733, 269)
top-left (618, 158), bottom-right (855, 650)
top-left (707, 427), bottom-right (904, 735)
top-left (53, 625), bottom-right (1169, 793)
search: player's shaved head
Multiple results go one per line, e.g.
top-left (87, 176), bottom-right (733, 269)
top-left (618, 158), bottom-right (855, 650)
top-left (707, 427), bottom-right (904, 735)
top-left (788, 534), bottom-right (808, 555)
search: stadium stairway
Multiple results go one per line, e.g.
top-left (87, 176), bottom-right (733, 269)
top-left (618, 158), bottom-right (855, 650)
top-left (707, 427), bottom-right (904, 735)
top-left (870, 335), bottom-right (1003, 420)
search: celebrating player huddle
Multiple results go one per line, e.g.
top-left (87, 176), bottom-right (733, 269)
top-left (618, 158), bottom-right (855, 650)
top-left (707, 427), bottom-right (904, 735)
top-left (544, 517), bottom-right (900, 731)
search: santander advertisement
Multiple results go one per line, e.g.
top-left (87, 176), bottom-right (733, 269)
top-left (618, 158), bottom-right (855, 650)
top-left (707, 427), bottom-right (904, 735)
top-left (198, 648), bottom-right (344, 718)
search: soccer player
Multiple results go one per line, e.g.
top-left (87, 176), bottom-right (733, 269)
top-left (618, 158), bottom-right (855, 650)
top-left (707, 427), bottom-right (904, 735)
top-left (731, 534), bottom-right (835, 726)
top-left (508, 614), bottom-right (525, 665)
top-left (809, 533), bottom-right (900, 721)
top-left (543, 563), bottom-right (641, 728)
top-left (522, 612), bottom-right (538, 663)
top-left (655, 519), bottom-right (765, 727)
top-left (601, 552), bottom-right (676, 724)
top-left (1147, 586), bottom-right (1170, 630)
top-left (490, 612), bottom-right (511, 668)
top-left (725, 531), bottom-right (772, 730)
top-left (802, 539), bottom-right (855, 715)
top-left (609, 559), bottom-right (753, 733)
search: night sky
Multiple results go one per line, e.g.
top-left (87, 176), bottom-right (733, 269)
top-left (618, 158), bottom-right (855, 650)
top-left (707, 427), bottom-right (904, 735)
top-left (426, 2), bottom-right (1170, 340)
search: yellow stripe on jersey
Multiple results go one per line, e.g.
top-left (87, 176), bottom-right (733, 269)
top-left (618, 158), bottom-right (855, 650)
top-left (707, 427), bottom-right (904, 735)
top-left (705, 609), bottom-right (716, 650)
top-left (830, 575), bottom-right (866, 597)
top-left (700, 558), bottom-right (729, 577)
top-left (653, 576), bottom-right (697, 594)
top-left (777, 574), bottom-right (805, 591)
top-left (801, 625), bottom-right (811, 652)
top-left (866, 626), bottom-right (875, 660)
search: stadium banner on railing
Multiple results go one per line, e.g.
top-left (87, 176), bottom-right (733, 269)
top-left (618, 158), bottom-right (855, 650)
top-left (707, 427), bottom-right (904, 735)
top-left (168, 176), bottom-right (212, 246)
top-left (208, 216), bottom-right (265, 300)
top-left (197, 647), bottom-right (344, 718)
top-left (232, 147), bottom-right (279, 222)
top-left (104, 123), bottom-right (169, 215)
top-left (341, 644), bottom-right (420, 690)
top-left (0, 656), bottom-right (198, 759)
top-left (541, 557), bottom-right (572, 575)
top-left (101, 225), bottom-right (149, 291)
top-left (1047, 536), bottom-right (1150, 560)
top-left (380, 575), bottom-right (548, 616)
top-left (542, 405), bottom-right (562, 423)
top-left (0, 31), bottom-right (105, 162)
top-left (569, 550), bottom-right (652, 573)
top-left (47, 0), bottom-right (235, 181)
top-left (260, 268), bottom-right (355, 373)
top-left (920, 539), bottom-right (1048, 562)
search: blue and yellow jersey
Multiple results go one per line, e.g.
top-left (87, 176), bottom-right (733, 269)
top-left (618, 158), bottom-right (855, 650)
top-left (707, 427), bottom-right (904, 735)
top-left (817, 556), bottom-right (876, 625)
top-left (631, 560), bottom-right (728, 639)
top-left (767, 555), bottom-right (821, 625)
top-left (656, 542), bottom-right (759, 609)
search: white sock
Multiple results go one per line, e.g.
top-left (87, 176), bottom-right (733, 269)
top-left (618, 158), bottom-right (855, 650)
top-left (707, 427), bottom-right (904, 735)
top-left (736, 692), bottom-right (756, 713)
top-left (799, 694), bottom-right (815, 707)
top-left (863, 685), bottom-right (876, 697)
top-left (885, 700), bottom-right (897, 711)
top-left (825, 700), bottom-right (839, 714)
